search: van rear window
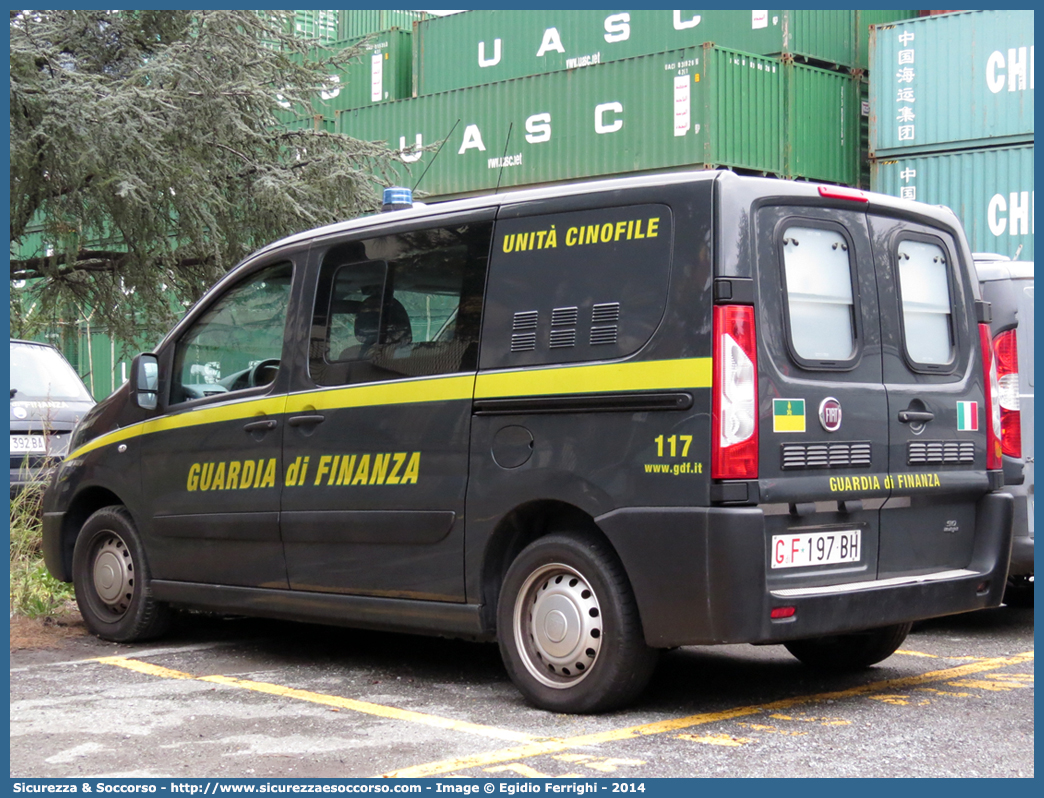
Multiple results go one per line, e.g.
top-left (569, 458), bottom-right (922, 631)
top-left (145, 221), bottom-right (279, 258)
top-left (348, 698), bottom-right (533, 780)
top-left (896, 239), bottom-right (954, 366)
top-left (781, 225), bottom-right (856, 363)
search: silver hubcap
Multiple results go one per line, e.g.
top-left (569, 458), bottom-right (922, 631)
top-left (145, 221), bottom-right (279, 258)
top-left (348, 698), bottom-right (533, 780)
top-left (92, 534), bottom-right (133, 617)
top-left (513, 563), bottom-right (602, 689)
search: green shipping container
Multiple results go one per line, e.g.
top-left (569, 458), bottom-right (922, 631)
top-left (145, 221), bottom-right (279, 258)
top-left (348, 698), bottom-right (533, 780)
top-left (784, 60), bottom-right (861, 187)
top-left (412, 9), bottom-right (917, 96)
top-left (279, 114), bottom-right (335, 133)
top-left (340, 46), bottom-right (859, 199)
top-left (337, 10), bottom-right (427, 41)
top-left (290, 10), bottom-right (339, 44)
top-left (272, 30), bottom-right (411, 129)
top-left (315, 30), bottom-right (413, 115)
top-left (870, 10), bottom-right (1034, 156)
top-left (871, 144), bottom-right (1034, 260)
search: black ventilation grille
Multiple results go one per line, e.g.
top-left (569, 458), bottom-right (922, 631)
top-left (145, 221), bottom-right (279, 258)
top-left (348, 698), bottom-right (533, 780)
top-left (510, 333), bottom-right (536, 352)
top-left (512, 310), bottom-right (538, 330)
top-left (592, 302), bottom-right (621, 324)
top-left (511, 311), bottom-right (538, 352)
top-left (549, 329), bottom-right (576, 349)
top-left (590, 326), bottom-right (619, 346)
top-left (781, 441), bottom-right (872, 470)
top-left (908, 440), bottom-right (974, 465)
top-left (551, 306), bottom-right (578, 327)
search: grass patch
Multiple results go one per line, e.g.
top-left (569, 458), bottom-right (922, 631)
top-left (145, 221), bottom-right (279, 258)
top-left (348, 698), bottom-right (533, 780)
top-left (9, 482), bottom-right (75, 618)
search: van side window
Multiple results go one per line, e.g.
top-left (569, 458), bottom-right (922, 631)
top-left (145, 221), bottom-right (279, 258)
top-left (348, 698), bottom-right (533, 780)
top-left (170, 261), bottom-right (293, 405)
top-left (309, 222), bottom-right (493, 386)
top-left (480, 205), bottom-right (673, 369)
top-left (895, 239), bottom-right (955, 366)
top-left (781, 225), bottom-right (857, 363)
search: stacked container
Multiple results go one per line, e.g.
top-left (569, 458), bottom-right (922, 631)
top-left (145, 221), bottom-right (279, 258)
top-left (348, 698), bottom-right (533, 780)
top-left (330, 9), bottom-right (919, 199)
top-left (339, 45), bottom-right (862, 195)
top-left (411, 9), bottom-right (915, 94)
top-left (272, 29), bottom-right (413, 131)
top-left (869, 10), bottom-right (1034, 259)
top-left (337, 10), bottom-right (427, 41)
top-left (314, 29), bottom-right (414, 114)
top-left (290, 10), bottom-right (339, 44)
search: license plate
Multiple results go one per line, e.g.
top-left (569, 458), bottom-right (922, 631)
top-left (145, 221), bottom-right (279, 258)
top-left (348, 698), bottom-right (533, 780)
top-left (772, 530), bottom-right (861, 569)
top-left (10, 435), bottom-right (47, 455)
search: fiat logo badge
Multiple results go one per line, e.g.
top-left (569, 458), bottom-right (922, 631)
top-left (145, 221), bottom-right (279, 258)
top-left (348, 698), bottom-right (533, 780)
top-left (819, 397), bottom-right (842, 432)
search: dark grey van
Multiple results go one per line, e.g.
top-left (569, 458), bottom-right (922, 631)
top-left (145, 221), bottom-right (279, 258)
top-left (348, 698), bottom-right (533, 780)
top-left (974, 254), bottom-right (1033, 607)
top-left (10, 339), bottom-right (95, 496)
top-left (42, 172), bottom-right (1012, 713)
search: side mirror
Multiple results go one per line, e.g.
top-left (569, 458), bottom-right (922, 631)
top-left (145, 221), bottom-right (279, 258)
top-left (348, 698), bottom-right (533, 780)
top-left (131, 353), bottom-right (160, 410)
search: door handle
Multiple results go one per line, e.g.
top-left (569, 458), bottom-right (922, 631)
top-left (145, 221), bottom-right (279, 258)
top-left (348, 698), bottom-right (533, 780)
top-left (288, 414), bottom-right (326, 427)
top-left (243, 419), bottom-right (277, 433)
top-left (898, 410), bottom-right (935, 424)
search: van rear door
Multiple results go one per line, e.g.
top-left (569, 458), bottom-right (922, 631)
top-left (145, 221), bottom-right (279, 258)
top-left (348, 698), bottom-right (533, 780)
top-left (753, 204), bottom-right (890, 590)
top-left (867, 214), bottom-right (995, 580)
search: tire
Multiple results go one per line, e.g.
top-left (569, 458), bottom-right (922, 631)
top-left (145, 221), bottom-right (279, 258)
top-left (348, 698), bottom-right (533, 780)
top-left (72, 506), bottom-right (171, 643)
top-left (784, 622), bottom-right (912, 672)
top-left (497, 532), bottom-right (659, 713)
top-left (1004, 575), bottom-right (1034, 609)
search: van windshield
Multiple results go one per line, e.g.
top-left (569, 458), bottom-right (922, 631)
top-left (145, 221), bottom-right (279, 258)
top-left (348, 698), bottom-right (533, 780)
top-left (9, 342), bottom-right (93, 402)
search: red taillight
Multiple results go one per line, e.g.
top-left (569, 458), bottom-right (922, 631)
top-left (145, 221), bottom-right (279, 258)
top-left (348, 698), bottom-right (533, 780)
top-left (979, 324), bottom-right (1003, 470)
top-left (993, 329), bottom-right (1022, 458)
top-left (712, 305), bottom-right (758, 480)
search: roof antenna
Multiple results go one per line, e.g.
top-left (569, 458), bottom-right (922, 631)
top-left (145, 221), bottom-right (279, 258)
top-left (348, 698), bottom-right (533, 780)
top-left (411, 119), bottom-right (460, 195)
top-left (494, 122), bottom-right (514, 195)
top-left (1012, 243), bottom-right (1023, 261)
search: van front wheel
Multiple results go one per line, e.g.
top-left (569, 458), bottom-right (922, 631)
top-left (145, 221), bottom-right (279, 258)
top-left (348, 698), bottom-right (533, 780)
top-left (72, 506), bottom-right (171, 643)
top-left (497, 533), bottom-right (658, 713)
top-left (784, 622), bottom-right (912, 671)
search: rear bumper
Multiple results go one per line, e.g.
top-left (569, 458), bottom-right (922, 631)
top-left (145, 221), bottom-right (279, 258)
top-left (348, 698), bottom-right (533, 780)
top-left (1008, 489), bottom-right (1033, 576)
top-left (597, 491), bottom-right (1013, 648)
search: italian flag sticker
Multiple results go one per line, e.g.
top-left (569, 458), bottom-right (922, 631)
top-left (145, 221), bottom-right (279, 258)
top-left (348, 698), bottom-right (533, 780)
top-left (773, 398), bottom-right (806, 433)
top-left (957, 401), bottom-right (979, 431)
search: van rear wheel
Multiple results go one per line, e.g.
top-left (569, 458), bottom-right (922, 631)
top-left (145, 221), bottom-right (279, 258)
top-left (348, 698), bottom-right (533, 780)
top-left (497, 533), bottom-right (658, 713)
top-left (784, 622), bottom-right (912, 671)
top-left (72, 506), bottom-right (171, 643)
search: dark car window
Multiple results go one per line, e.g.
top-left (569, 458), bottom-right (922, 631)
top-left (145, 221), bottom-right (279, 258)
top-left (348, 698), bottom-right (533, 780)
top-left (170, 262), bottom-right (294, 405)
top-left (309, 222), bottom-right (492, 387)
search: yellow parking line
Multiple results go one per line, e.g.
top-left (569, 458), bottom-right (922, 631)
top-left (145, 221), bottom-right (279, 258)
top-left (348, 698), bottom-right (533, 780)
top-left (93, 656), bottom-right (196, 680)
top-left (95, 656), bottom-right (542, 744)
top-left (200, 675), bottom-right (540, 743)
top-left (94, 650), bottom-right (1032, 778)
top-left (384, 651), bottom-right (1033, 777)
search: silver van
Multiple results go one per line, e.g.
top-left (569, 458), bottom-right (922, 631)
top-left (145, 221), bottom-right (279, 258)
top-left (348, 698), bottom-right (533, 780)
top-left (973, 255), bottom-right (1033, 607)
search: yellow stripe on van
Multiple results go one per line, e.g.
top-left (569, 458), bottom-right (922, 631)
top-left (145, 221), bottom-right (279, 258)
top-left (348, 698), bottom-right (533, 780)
top-left (143, 396), bottom-right (288, 436)
top-left (67, 359), bottom-right (711, 460)
top-left (66, 395), bottom-right (288, 461)
top-left (65, 424), bottom-right (147, 461)
top-left (475, 358), bottom-right (712, 399)
top-left (286, 374), bottom-right (475, 414)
